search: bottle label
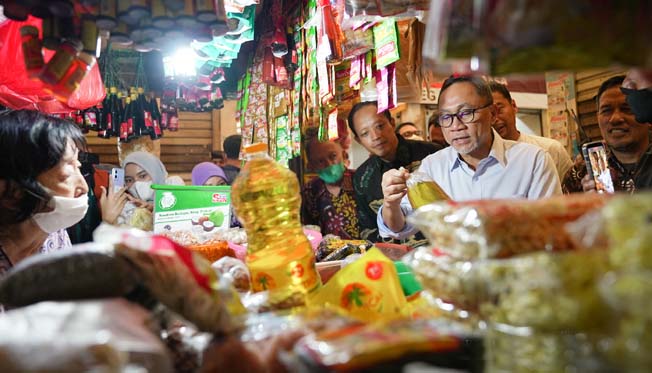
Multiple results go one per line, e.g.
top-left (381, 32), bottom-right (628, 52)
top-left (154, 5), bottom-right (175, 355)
top-left (127, 118), bottom-right (134, 135)
top-left (144, 111), bottom-right (153, 128)
top-left (106, 113), bottom-right (113, 130)
top-left (153, 119), bottom-right (162, 136)
top-left (120, 122), bottom-right (128, 141)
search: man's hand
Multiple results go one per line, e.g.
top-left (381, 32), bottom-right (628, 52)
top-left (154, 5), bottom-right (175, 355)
top-left (381, 168), bottom-right (410, 208)
top-left (581, 174), bottom-right (597, 193)
top-left (99, 177), bottom-right (128, 225)
top-left (381, 168), bottom-right (410, 233)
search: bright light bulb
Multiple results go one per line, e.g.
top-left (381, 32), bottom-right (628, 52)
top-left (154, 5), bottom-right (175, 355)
top-left (163, 47), bottom-right (197, 77)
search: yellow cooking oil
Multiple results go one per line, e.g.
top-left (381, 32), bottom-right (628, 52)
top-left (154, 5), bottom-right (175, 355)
top-left (231, 143), bottom-right (321, 304)
top-left (406, 171), bottom-right (450, 209)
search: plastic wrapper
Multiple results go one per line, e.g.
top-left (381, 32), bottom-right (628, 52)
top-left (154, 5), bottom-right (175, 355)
top-left (408, 194), bottom-right (608, 260)
top-left (0, 16), bottom-right (105, 113)
top-left (408, 247), bottom-right (611, 331)
top-left (0, 243), bottom-right (139, 309)
top-left (211, 256), bottom-right (251, 292)
top-left (602, 193), bottom-right (652, 270)
top-left (307, 247), bottom-right (408, 322)
top-left (93, 225), bottom-right (245, 334)
top-left (485, 323), bottom-right (611, 373)
top-left (483, 250), bottom-right (611, 332)
top-left (0, 299), bottom-right (172, 372)
top-left (406, 170), bottom-right (450, 209)
top-left (316, 236), bottom-right (373, 262)
top-left (294, 318), bottom-right (481, 372)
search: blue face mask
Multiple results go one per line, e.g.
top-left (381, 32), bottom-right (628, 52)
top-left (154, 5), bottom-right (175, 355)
top-left (317, 162), bottom-right (345, 184)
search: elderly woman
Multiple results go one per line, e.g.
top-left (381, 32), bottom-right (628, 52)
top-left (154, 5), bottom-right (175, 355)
top-left (100, 151), bottom-right (183, 229)
top-left (191, 162), bottom-right (228, 186)
top-left (0, 110), bottom-right (89, 277)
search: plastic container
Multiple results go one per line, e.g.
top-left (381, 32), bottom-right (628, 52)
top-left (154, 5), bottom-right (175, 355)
top-left (53, 51), bottom-right (96, 102)
top-left (39, 39), bottom-right (82, 87)
top-left (20, 26), bottom-right (44, 80)
top-left (231, 143), bottom-right (321, 304)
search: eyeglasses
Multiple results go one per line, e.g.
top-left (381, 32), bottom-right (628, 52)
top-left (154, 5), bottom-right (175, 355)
top-left (400, 130), bottom-right (422, 138)
top-left (438, 102), bottom-right (493, 128)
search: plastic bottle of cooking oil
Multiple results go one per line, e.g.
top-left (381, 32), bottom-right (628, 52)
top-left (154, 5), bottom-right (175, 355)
top-left (231, 143), bottom-right (320, 305)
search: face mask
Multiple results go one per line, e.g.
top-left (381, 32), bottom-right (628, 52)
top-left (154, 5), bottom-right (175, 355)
top-left (33, 194), bottom-right (89, 234)
top-left (621, 87), bottom-right (652, 123)
top-left (317, 162), bottom-right (345, 184)
top-left (129, 181), bottom-right (154, 201)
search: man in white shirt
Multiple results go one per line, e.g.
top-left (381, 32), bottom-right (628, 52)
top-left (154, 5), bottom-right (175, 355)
top-left (378, 76), bottom-right (561, 240)
top-left (488, 81), bottom-right (573, 179)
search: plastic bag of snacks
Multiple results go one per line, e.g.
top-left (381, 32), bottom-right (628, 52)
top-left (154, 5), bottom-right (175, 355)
top-left (485, 323), bottom-right (612, 373)
top-left (602, 193), bottom-right (652, 270)
top-left (0, 242), bottom-right (139, 309)
top-left (408, 194), bottom-right (608, 260)
top-left (483, 250), bottom-right (612, 332)
top-left (307, 247), bottom-right (407, 322)
top-left (0, 299), bottom-right (172, 372)
top-left (294, 318), bottom-right (481, 371)
top-left (315, 236), bottom-right (373, 262)
top-left (211, 257), bottom-right (251, 293)
top-left (93, 224), bottom-right (245, 334)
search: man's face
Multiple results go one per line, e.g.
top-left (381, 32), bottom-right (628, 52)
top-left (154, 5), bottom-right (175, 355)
top-left (309, 141), bottom-right (343, 171)
top-left (491, 92), bottom-right (519, 140)
top-left (438, 82), bottom-right (495, 156)
top-left (352, 104), bottom-right (399, 160)
top-left (597, 86), bottom-right (649, 152)
top-left (429, 124), bottom-right (446, 145)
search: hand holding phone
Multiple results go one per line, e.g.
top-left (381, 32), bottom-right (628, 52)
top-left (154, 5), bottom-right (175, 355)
top-left (581, 141), bottom-right (614, 193)
top-left (111, 168), bottom-right (125, 193)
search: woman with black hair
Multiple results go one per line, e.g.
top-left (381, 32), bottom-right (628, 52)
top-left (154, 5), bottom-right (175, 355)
top-left (0, 110), bottom-right (89, 277)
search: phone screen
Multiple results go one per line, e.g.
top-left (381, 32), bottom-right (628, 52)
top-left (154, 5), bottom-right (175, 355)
top-left (582, 142), bottom-right (614, 193)
top-left (111, 168), bottom-right (125, 192)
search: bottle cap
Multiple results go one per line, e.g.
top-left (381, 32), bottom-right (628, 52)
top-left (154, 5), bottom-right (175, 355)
top-left (77, 52), bottom-right (96, 66)
top-left (244, 143), bottom-right (267, 154)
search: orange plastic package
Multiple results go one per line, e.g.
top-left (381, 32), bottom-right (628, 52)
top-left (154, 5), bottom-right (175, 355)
top-left (307, 247), bottom-right (407, 322)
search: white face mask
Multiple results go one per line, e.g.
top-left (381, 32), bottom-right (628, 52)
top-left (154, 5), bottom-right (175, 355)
top-left (129, 181), bottom-right (154, 201)
top-left (32, 194), bottom-right (89, 234)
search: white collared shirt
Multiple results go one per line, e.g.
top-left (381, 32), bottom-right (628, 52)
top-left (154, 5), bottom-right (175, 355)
top-left (518, 132), bottom-right (573, 179)
top-left (377, 131), bottom-right (562, 239)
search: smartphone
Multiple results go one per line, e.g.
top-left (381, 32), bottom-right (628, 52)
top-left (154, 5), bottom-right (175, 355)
top-left (581, 141), bottom-right (614, 193)
top-left (111, 168), bottom-right (125, 193)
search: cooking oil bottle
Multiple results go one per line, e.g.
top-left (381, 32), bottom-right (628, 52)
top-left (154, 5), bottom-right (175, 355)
top-left (406, 170), bottom-right (450, 209)
top-left (231, 143), bottom-right (320, 305)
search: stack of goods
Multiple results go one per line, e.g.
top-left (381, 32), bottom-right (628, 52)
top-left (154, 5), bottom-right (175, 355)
top-left (405, 194), bottom-right (615, 371)
top-left (598, 193), bottom-right (652, 371)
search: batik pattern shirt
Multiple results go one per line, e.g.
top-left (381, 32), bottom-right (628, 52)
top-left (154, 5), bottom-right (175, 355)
top-left (562, 147), bottom-right (644, 194)
top-left (301, 170), bottom-right (359, 239)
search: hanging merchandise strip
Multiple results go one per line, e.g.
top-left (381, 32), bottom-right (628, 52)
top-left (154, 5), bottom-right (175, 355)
top-left (290, 5), bottom-right (305, 158)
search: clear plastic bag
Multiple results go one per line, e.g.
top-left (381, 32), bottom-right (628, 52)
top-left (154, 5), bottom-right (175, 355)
top-left (408, 194), bottom-right (608, 260)
top-left (0, 299), bottom-right (172, 372)
top-left (405, 170), bottom-right (450, 209)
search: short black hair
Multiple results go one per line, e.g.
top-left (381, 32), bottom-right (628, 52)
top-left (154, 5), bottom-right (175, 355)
top-left (211, 150), bottom-right (225, 160)
top-left (347, 101), bottom-right (392, 137)
top-left (0, 110), bottom-right (86, 225)
top-left (488, 81), bottom-right (513, 101)
top-left (596, 75), bottom-right (626, 106)
top-left (438, 75), bottom-right (493, 107)
top-left (223, 134), bottom-right (242, 159)
top-left (395, 122), bottom-right (416, 134)
top-left (428, 115), bottom-right (440, 129)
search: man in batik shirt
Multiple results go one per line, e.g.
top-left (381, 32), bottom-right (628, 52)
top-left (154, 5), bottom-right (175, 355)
top-left (348, 101), bottom-right (442, 246)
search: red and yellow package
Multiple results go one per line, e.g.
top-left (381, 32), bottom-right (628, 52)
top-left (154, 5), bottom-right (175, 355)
top-left (307, 247), bottom-right (407, 322)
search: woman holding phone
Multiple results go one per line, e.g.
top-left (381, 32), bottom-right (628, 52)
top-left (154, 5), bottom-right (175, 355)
top-left (100, 151), bottom-right (183, 229)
